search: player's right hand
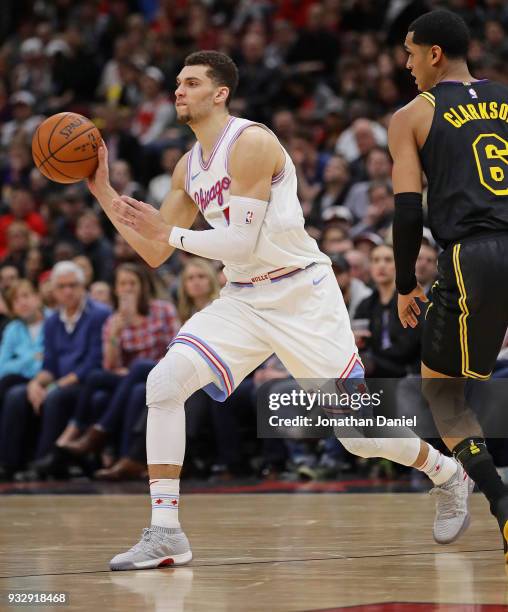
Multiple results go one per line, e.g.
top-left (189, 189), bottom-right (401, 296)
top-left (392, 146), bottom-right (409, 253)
top-left (398, 284), bottom-right (428, 329)
top-left (87, 144), bottom-right (110, 198)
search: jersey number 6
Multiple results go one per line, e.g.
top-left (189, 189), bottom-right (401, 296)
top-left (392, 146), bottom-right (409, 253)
top-left (472, 133), bottom-right (508, 196)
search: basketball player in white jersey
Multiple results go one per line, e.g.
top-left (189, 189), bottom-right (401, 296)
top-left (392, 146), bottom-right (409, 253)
top-left (87, 51), bottom-right (473, 571)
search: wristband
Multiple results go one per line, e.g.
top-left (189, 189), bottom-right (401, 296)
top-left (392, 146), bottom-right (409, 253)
top-left (393, 192), bottom-right (423, 295)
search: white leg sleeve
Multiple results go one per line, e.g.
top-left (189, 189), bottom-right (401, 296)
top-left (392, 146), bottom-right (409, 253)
top-left (146, 344), bottom-right (217, 466)
top-left (337, 433), bottom-right (421, 466)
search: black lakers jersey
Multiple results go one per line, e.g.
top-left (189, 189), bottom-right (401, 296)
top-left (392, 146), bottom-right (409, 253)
top-left (419, 80), bottom-right (508, 248)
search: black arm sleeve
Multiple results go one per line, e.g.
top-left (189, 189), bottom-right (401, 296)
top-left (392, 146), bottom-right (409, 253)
top-left (392, 192), bottom-right (423, 295)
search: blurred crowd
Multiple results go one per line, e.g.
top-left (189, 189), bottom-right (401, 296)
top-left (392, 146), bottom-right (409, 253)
top-left (1, 0), bottom-right (508, 483)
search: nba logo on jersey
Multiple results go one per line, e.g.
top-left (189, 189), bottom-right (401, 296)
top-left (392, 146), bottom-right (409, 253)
top-left (468, 88), bottom-right (478, 99)
top-left (245, 211), bottom-right (254, 224)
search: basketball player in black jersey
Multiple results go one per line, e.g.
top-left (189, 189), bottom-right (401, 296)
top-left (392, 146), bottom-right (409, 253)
top-left (389, 9), bottom-right (508, 562)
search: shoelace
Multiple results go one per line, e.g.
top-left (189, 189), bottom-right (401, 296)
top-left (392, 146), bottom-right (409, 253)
top-left (430, 481), bottom-right (466, 519)
top-left (129, 528), bottom-right (164, 553)
top-left (430, 488), bottom-right (457, 519)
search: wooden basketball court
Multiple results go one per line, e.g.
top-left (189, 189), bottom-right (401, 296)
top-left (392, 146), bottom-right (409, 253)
top-left (1, 492), bottom-right (507, 610)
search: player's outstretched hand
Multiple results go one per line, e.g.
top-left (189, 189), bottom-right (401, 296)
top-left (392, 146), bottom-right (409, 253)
top-left (112, 195), bottom-right (173, 243)
top-left (87, 144), bottom-right (110, 199)
top-left (398, 285), bottom-right (428, 329)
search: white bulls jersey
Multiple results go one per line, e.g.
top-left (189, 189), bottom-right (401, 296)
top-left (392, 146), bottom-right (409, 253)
top-left (184, 116), bottom-right (330, 281)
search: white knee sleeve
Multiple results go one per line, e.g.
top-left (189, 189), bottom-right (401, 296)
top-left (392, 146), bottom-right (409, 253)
top-left (338, 435), bottom-right (421, 466)
top-left (146, 344), bottom-right (216, 466)
top-left (146, 343), bottom-right (214, 408)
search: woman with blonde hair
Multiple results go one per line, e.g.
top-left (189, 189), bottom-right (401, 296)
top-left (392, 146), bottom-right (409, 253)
top-left (0, 280), bottom-right (45, 479)
top-left (177, 257), bottom-right (220, 324)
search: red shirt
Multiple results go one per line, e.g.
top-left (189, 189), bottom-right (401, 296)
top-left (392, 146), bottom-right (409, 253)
top-left (0, 213), bottom-right (47, 257)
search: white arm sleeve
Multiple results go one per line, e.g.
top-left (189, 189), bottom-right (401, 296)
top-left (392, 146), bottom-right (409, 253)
top-left (168, 196), bottom-right (268, 262)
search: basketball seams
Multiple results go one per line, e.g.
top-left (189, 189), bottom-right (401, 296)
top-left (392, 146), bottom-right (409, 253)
top-left (32, 112), bottom-right (100, 183)
top-left (39, 124), bottom-right (98, 166)
top-left (36, 123), bottom-right (48, 165)
top-left (51, 151), bottom-right (99, 163)
top-left (47, 112), bottom-right (71, 157)
top-left (43, 155), bottom-right (82, 182)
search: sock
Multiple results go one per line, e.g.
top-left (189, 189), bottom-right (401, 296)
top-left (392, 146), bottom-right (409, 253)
top-left (418, 445), bottom-right (457, 485)
top-left (453, 437), bottom-right (507, 514)
top-left (150, 478), bottom-right (180, 528)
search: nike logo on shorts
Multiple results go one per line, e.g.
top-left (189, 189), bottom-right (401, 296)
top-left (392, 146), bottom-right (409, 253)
top-left (312, 274), bottom-right (327, 286)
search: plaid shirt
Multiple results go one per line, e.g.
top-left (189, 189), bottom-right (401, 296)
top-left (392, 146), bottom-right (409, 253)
top-left (103, 299), bottom-right (180, 368)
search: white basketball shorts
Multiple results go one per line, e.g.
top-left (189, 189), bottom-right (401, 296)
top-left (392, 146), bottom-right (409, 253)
top-left (168, 262), bottom-right (362, 401)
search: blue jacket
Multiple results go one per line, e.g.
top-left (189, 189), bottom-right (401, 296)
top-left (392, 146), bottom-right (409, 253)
top-left (42, 298), bottom-right (111, 381)
top-left (0, 318), bottom-right (45, 379)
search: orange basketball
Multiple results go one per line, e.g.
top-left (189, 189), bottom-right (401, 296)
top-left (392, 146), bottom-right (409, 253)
top-left (32, 112), bottom-right (102, 184)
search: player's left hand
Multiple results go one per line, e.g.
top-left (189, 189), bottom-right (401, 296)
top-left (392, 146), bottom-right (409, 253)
top-left (112, 195), bottom-right (173, 243)
top-left (398, 285), bottom-right (428, 329)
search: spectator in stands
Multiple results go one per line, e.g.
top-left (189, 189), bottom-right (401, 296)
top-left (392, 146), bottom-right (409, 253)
top-left (336, 118), bottom-right (388, 179)
top-left (1, 262), bottom-right (110, 477)
top-left (147, 144), bottom-right (184, 208)
top-left (1, 91), bottom-right (44, 148)
top-left (236, 32), bottom-right (280, 123)
top-left (54, 263), bottom-right (179, 480)
top-left (47, 24), bottom-right (100, 110)
top-left (345, 147), bottom-right (393, 222)
top-left (330, 253), bottom-right (372, 319)
top-left (290, 131), bottom-right (329, 209)
top-left (0, 186), bottom-right (47, 259)
top-left (0, 280), bottom-right (44, 380)
top-left (0, 280), bottom-right (45, 479)
top-left (24, 247), bottom-right (45, 287)
top-left (75, 211), bottom-right (114, 283)
top-left (354, 245), bottom-right (421, 377)
top-left (97, 105), bottom-right (141, 172)
top-left (415, 243), bottom-right (439, 295)
top-left (10, 38), bottom-right (52, 106)
top-left (131, 66), bottom-right (175, 147)
top-left (109, 160), bottom-right (145, 201)
top-left (73, 254), bottom-right (95, 288)
top-left (351, 181), bottom-right (395, 240)
top-left (271, 109), bottom-right (296, 148)
top-left (1, 144), bottom-right (33, 194)
top-left (352, 231), bottom-right (384, 256)
top-left (113, 59), bottom-right (143, 109)
top-left (89, 281), bottom-right (113, 307)
top-left (52, 188), bottom-right (87, 246)
top-left (177, 258), bottom-right (220, 324)
top-left (38, 271), bottom-right (56, 311)
top-left (96, 35), bottom-right (131, 102)
top-left (2, 221), bottom-right (32, 274)
top-left (0, 264), bottom-right (20, 293)
top-left (113, 233), bottom-right (140, 266)
top-left (345, 249), bottom-right (371, 285)
top-left (286, 3), bottom-right (340, 75)
top-left (320, 225), bottom-right (354, 256)
top-left (309, 155), bottom-right (352, 228)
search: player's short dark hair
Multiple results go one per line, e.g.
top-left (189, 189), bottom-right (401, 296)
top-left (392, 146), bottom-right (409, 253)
top-left (184, 51), bottom-right (239, 107)
top-left (409, 10), bottom-right (470, 60)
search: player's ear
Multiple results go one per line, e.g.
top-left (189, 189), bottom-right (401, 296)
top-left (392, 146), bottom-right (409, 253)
top-left (215, 86), bottom-right (229, 105)
top-left (430, 45), bottom-right (443, 66)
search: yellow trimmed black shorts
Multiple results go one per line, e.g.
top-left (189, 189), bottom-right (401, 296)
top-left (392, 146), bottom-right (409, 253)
top-left (422, 232), bottom-right (508, 379)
